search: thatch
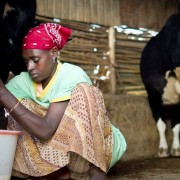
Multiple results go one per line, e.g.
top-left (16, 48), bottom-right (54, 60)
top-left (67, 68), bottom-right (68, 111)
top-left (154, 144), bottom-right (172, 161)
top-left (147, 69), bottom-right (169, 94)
top-left (104, 94), bottom-right (173, 161)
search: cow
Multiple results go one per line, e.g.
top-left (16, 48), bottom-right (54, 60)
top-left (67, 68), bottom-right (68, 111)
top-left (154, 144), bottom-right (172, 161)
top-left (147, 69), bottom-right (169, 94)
top-left (140, 13), bottom-right (180, 158)
top-left (0, 0), bottom-right (37, 129)
top-left (0, 0), bottom-right (37, 82)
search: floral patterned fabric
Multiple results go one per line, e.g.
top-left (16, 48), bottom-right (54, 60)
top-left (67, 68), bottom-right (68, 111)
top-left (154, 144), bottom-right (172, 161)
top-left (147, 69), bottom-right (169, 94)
top-left (8, 83), bottom-right (113, 179)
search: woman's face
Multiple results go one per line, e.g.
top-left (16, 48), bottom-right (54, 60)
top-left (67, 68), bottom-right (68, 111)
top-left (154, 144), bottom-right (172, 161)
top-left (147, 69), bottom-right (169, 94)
top-left (22, 49), bottom-right (56, 84)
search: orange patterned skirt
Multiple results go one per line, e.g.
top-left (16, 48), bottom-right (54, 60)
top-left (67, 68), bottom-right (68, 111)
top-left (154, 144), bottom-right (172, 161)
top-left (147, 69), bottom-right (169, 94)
top-left (8, 83), bottom-right (113, 179)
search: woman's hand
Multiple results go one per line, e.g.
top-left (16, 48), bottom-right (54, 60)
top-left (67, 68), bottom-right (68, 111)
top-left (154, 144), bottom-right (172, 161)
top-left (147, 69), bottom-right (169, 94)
top-left (0, 78), bottom-right (6, 90)
top-left (0, 78), bottom-right (9, 106)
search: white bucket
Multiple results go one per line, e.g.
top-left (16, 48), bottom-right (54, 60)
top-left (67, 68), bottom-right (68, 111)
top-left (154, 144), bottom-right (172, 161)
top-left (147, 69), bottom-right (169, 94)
top-left (0, 130), bottom-right (21, 180)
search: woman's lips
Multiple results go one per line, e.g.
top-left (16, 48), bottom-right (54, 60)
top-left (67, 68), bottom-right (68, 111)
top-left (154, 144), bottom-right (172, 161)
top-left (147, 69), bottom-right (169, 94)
top-left (30, 73), bottom-right (38, 78)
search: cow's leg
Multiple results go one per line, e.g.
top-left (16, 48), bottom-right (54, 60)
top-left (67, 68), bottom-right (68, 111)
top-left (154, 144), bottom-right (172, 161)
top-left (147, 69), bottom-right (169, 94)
top-left (157, 118), bottom-right (169, 157)
top-left (170, 106), bottom-right (180, 157)
top-left (146, 90), bottom-right (169, 157)
top-left (171, 123), bottom-right (180, 157)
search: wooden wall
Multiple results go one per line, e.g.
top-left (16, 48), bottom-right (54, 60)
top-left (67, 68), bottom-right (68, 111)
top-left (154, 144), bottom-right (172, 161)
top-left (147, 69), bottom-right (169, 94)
top-left (36, 0), bottom-right (120, 27)
top-left (119, 0), bottom-right (179, 31)
top-left (36, 0), bottom-right (179, 31)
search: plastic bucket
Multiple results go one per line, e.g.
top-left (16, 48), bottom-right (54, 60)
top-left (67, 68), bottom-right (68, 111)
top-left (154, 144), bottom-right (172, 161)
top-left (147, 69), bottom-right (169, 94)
top-left (0, 130), bottom-right (21, 180)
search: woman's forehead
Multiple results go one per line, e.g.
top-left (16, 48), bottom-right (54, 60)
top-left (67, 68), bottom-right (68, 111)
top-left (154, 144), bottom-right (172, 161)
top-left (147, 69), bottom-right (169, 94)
top-left (22, 49), bottom-right (49, 57)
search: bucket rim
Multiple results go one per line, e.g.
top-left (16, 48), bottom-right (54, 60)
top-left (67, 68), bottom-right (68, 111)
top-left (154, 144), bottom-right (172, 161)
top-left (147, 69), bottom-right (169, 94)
top-left (0, 130), bottom-right (22, 135)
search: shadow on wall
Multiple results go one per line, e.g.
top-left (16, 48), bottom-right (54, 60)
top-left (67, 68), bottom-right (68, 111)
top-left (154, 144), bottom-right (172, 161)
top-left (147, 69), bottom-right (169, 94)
top-left (104, 94), bottom-right (173, 161)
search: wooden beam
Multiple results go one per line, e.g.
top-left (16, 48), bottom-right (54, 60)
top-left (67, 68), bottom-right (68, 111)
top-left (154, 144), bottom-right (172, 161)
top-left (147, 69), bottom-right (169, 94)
top-left (109, 27), bottom-right (116, 94)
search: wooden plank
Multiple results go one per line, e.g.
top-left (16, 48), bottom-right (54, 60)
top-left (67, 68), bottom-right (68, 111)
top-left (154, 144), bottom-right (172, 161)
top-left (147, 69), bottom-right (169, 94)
top-left (116, 48), bottom-right (144, 54)
top-left (109, 27), bottom-right (116, 94)
top-left (104, 0), bottom-right (111, 25)
top-left (52, 0), bottom-right (56, 17)
top-left (117, 54), bottom-right (141, 59)
top-left (36, 0), bottom-right (46, 15)
top-left (116, 40), bottom-right (146, 49)
top-left (77, 0), bottom-right (84, 21)
top-left (114, 0), bottom-right (120, 25)
top-left (97, 0), bottom-right (104, 25)
top-left (59, 0), bottom-right (70, 19)
top-left (69, 0), bottom-right (77, 20)
top-left (84, 0), bottom-right (91, 22)
top-left (90, 0), bottom-right (98, 23)
top-left (109, 0), bottom-right (116, 25)
top-left (45, 0), bottom-right (54, 17)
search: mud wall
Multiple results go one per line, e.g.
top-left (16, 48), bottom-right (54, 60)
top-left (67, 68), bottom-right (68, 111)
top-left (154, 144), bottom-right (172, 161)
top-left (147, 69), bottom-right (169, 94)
top-left (104, 94), bottom-right (173, 161)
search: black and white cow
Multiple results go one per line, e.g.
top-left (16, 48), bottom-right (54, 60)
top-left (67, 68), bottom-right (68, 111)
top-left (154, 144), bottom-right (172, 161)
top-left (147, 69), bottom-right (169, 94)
top-left (140, 13), bottom-right (180, 157)
top-left (0, 0), bottom-right (37, 129)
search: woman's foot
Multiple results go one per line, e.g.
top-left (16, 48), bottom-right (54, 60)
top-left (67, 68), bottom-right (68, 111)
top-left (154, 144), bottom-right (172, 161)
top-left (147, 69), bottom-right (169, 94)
top-left (26, 167), bottom-right (70, 179)
top-left (90, 165), bottom-right (108, 180)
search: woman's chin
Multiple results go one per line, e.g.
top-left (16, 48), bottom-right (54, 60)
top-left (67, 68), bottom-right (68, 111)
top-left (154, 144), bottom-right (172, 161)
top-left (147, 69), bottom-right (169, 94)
top-left (31, 77), bottom-right (41, 83)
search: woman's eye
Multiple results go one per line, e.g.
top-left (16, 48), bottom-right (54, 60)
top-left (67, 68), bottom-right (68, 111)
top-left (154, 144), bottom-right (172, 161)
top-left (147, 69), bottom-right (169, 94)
top-left (33, 58), bottom-right (40, 63)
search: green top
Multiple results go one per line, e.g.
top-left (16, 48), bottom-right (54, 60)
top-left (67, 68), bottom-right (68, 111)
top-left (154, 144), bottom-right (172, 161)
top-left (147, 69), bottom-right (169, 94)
top-left (6, 62), bottom-right (92, 108)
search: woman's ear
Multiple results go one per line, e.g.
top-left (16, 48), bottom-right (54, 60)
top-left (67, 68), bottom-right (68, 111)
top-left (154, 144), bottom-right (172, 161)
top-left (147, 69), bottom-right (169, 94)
top-left (50, 47), bottom-right (58, 58)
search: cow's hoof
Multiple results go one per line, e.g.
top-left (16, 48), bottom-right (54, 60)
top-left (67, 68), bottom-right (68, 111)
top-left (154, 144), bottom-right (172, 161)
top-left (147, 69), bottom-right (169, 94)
top-left (171, 148), bottom-right (180, 157)
top-left (157, 148), bottom-right (170, 158)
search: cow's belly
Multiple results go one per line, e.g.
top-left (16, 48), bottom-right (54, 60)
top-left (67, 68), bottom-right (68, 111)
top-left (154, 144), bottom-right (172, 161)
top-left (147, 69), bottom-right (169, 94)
top-left (162, 73), bottom-right (180, 105)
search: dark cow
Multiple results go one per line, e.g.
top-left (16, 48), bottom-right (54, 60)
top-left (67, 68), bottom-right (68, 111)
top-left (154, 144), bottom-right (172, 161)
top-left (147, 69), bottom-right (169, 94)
top-left (0, 0), bottom-right (36, 82)
top-left (0, 0), bottom-right (37, 129)
top-left (140, 13), bottom-right (180, 158)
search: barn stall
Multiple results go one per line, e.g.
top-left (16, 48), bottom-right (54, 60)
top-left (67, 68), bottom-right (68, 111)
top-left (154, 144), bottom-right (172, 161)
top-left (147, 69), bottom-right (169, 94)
top-left (37, 0), bottom-right (180, 179)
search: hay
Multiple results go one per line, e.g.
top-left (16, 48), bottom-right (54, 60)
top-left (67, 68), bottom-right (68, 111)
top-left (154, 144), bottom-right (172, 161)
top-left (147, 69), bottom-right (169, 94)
top-left (104, 94), bottom-right (173, 161)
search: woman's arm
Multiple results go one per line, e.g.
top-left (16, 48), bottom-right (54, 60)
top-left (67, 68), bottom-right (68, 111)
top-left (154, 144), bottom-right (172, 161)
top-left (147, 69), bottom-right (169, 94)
top-left (0, 79), bottom-right (69, 141)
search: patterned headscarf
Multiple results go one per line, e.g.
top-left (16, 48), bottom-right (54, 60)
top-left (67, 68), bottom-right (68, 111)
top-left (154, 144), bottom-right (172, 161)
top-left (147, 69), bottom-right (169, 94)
top-left (22, 23), bottom-right (72, 50)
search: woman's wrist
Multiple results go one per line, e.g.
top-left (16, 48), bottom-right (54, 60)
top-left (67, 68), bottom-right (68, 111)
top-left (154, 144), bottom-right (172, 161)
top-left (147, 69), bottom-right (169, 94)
top-left (0, 88), bottom-right (19, 112)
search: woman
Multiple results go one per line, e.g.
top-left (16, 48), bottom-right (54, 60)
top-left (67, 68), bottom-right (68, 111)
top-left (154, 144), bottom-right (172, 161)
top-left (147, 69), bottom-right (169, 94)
top-left (0, 23), bottom-right (126, 179)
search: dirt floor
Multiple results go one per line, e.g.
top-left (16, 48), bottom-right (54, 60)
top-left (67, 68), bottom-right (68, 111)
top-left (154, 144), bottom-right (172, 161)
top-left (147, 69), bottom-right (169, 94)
top-left (10, 157), bottom-right (180, 179)
top-left (107, 157), bottom-right (180, 180)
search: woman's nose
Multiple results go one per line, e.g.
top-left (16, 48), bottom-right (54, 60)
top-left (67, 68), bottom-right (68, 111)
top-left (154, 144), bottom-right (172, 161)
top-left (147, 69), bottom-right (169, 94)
top-left (27, 61), bottom-right (35, 71)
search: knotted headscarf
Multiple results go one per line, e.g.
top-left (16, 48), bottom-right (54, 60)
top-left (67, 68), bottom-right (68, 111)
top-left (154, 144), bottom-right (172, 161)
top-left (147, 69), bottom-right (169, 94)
top-left (22, 23), bottom-right (72, 50)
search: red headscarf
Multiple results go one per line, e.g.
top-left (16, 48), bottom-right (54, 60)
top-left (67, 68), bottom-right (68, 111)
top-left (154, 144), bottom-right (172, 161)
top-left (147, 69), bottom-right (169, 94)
top-left (22, 23), bottom-right (72, 50)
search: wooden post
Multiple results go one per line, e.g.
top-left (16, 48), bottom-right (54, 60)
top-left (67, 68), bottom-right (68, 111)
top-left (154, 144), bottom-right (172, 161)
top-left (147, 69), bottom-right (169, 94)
top-left (109, 27), bottom-right (116, 94)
